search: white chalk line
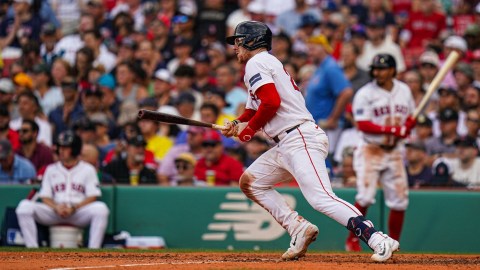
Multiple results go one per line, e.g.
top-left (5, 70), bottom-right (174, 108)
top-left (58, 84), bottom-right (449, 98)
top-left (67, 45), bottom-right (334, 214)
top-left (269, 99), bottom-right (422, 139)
top-left (49, 260), bottom-right (258, 270)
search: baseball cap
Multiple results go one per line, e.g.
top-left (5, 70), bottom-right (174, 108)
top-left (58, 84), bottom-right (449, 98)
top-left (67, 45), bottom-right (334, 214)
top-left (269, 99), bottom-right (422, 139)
top-left (154, 69), bottom-right (173, 83)
top-left (405, 140), bottom-right (426, 151)
top-left (0, 78), bottom-right (14, 94)
top-left (194, 51), bottom-right (210, 63)
top-left (444, 35), bottom-right (467, 52)
top-left (174, 36), bottom-right (192, 47)
top-left (84, 88), bottom-right (103, 98)
top-left (174, 65), bottom-right (195, 78)
top-left (202, 130), bottom-right (222, 143)
top-left (455, 136), bottom-right (478, 149)
top-left (74, 118), bottom-right (96, 132)
top-left (13, 0), bottom-right (32, 4)
top-left (416, 114), bottom-right (433, 127)
top-left (439, 108), bottom-right (459, 122)
top-left (299, 13), bottom-right (320, 28)
top-left (175, 92), bottom-right (196, 105)
top-left (307, 34), bottom-right (333, 54)
top-left (97, 74), bottom-right (116, 90)
top-left (247, 0), bottom-right (265, 14)
top-left (175, 152), bottom-right (197, 166)
top-left (13, 73), bottom-right (33, 90)
top-left (453, 62), bottom-right (474, 80)
top-left (128, 134), bottom-right (147, 146)
top-left (32, 63), bottom-right (50, 74)
top-left (351, 24), bottom-right (367, 38)
top-left (0, 139), bottom-right (12, 159)
top-left (138, 97), bottom-right (158, 109)
top-left (41, 22), bottom-right (56, 36)
top-left (419, 51), bottom-right (440, 67)
top-left (0, 106), bottom-right (9, 117)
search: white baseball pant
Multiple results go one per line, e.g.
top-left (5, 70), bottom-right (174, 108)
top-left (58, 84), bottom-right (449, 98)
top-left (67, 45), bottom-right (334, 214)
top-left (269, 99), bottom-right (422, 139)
top-left (16, 199), bottom-right (109, 248)
top-left (241, 121), bottom-right (364, 236)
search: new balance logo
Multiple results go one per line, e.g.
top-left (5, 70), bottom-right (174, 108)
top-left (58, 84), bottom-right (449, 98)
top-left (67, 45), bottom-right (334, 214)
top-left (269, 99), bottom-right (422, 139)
top-left (202, 192), bottom-right (296, 241)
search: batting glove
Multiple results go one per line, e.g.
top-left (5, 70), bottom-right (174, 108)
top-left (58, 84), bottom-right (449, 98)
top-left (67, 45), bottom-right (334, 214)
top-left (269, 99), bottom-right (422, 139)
top-left (238, 125), bottom-right (256, 142)
top-left (405, 116), bottom-right (417, 130)
top-left (222, 119), bottom-right (239, 137)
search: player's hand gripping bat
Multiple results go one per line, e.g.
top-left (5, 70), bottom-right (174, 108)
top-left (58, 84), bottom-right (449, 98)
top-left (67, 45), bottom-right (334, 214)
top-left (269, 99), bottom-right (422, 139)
top-left (138, 109), bottom-right (227, 130)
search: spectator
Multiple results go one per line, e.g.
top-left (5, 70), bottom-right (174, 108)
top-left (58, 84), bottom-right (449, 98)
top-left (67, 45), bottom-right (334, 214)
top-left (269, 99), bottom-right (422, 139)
top-left (463, 85), bottom-right (480, 111)
top-left (203, 91), bottom-right (236, 125)
top-left (80, 142), bottom-right (114, 184)
top-left (31, 63), bottom-right (63, 116)
top-left (206, 41), bottom-right (227, 70)
top-left (271, 32), bottom-right (292, 64)
top-left (115, 37), bottom-right (137, 66)
top-left (195, 0), bottom-right (229, 46)
top-left (418, 50), bottom-right (440, 91)
top-left (84, 0), bottom-right (114, 45)
top-left (472, 49), bottom-right (480, 88)
top-left (167, 37), bottom-right (195, 74)
top-left (0, 0), bottom-right (43, 50)
top-left (0, 106), bottom-right (20, 151)
top-left (157, 126), bottom-right (206, 185)
top-left (194, 130), bottom-right (243, 186)
top-left (0, 78), bottom-right (15, 114)
top-left (10, 91), bottom-right (52, 147)
top-left (432, 136), bottom-right (480, 189)
top-left (152, 69), bottom-right (174, 108)
top-left (49, 0), bottom-right (82, 36)
top-left (305, 35), bottom-right (353, 153)
top-left (173, 152), bottom-right (205, 186)
top-left (73, 47), bottom-right (95, 89)
top-left (426, 108), bottom-right (460, 161)
top-left (115, 61), bottom-right (149, 103)
top-left (102, 134), bottom-right (157, 185)
top-left (340, 42), bottom-right (370, 94)
top-left (333, 104), bottom-right (361, 165)
top-left (50, 59), bottom-right (73, 88)
top-left (275, 0), bottom-right (321, 37)
top-left (464, 109), bottom-right (480, 146)
top-left (405, 140), bottom-right (433, 189)
top-left (243, 135), bottom-right (270, 168)
top-left (453, 62), bottom-right (475, 98)
top-left (39, 23), bottom-right (61, 68)
top-left (110, 0), bottom-right (144, 32)
top-left (215, 63), bottom-right (247, 116)
top-left (174, 91), bottom-right (199, 124)
top-left (83, 29), bottom-right (116, 73)
top-left (16, 119), bottom-right (53, 173)
top-left (16, 130), bottom-right (109, 248)
top-left (413, 114), bottom-right (434, 141)
top-left (193, 51), bottom-right (217, 93)
top-left (356, 19), bottom-right (406, 73)
top-left (441, 35), bottom-right (468, 89)
top-left (97, 74), bottom-right (120, 122)
top-left (137, 109), bottom-right (173, 161)
top-left (226, 0), bottom-right (252, 37)
top-left (90, 112), bottom-right (115, 161)
top-left (48, 78), bottom-right (84, 139)
top-left (82, 88), bottom-right (104, 119)
top-left (136, 39), bottom-right (161, 78)
top-left (431, 87), bottom-right (466, 137)
top-left (0, 139), bottom-right (36, 184)
top-left (403, 70), bottom-right (425, 109)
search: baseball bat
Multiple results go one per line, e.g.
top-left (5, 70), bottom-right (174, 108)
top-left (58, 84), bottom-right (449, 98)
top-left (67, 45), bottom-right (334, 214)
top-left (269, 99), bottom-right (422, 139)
top-left (412, 50), bottom-right (460, 118)
top-left (138, 109), bottom-right (227, 130)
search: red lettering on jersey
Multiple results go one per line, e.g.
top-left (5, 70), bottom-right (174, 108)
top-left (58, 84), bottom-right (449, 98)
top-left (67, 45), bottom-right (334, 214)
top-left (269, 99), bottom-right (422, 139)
top-left (283, 67), bottom-right (300, 91)
top-left (249, 89), bottom-right (258, 101)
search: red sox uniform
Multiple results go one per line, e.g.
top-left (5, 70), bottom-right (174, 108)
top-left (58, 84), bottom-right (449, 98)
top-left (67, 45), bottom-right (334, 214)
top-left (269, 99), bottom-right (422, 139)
top-left (226, 21), bottom-right (398, 262)
top-left (351, 78), bottom-right (415, 245)
top-left (16, 161), bottom-right (109, 248)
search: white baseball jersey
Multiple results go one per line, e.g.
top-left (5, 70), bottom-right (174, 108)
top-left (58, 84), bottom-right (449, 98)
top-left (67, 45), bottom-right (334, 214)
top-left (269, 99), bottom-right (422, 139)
top-left (353, 79), bottom-right (415, 145)
top-left (243, 51), bottom-right (314, 138)
top-left (39, 161), bottom-right (102, 204)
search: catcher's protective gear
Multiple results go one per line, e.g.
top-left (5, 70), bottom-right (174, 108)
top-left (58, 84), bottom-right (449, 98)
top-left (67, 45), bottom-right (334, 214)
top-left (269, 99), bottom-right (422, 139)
top-left (369, 53), bottom-right (397, 77)
top-left (56, 130), bottom-right (82, 157)
top-left (226, 21), bottom-right (272, 51)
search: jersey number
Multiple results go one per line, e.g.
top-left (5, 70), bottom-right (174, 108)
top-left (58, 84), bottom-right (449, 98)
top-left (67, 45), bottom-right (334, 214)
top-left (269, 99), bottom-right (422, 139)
top-left (284, 68), bottom-right (300, 91)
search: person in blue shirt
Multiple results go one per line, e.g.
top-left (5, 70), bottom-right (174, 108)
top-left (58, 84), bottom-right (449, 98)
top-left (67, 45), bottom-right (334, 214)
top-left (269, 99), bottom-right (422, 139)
top-left (304, 35), bottom-right (353, 153)
top-left (0, 139), bottom-right (36, 184)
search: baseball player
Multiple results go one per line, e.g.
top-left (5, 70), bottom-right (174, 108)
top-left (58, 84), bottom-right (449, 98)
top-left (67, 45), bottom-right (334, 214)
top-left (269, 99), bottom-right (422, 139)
top-left (16, 130), bottom-right (109, 248)
top-left (224, 21), bottom-right (399, 262)
top-left (346, 54), bottom-right (416, 252)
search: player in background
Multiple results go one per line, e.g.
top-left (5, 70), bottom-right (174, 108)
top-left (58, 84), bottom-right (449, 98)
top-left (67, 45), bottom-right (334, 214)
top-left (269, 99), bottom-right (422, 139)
top-left (346, 54), bottom-right (416, 252)
top-left (16, 130), bottom-right (109, 248)
top-left (224, 21), bottom-right (399, 262)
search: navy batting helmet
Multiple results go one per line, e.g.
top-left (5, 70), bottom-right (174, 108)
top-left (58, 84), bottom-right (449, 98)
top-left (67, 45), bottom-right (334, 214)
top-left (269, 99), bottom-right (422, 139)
top-left (370, 53), bottom-right (397, 77)
top-left (226, 21), bottom-right (272, 51)
top-left (56, 130), bottom-right (82, 157)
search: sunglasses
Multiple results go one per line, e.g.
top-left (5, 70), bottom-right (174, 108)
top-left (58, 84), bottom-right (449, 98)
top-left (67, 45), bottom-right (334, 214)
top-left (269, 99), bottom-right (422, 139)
top-left (19, 128), bottom-right (31, 134)
top-left (202, 142), bottom-right (219, 148)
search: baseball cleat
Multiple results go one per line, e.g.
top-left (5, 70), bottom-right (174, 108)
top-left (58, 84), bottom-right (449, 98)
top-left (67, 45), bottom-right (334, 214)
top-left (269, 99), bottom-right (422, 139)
top-left (281, 223), bottom-right (319, 261)
top-left (371, 237), bottom-right (400, 262)
top-left (345, 236), bottom-right (362, 252)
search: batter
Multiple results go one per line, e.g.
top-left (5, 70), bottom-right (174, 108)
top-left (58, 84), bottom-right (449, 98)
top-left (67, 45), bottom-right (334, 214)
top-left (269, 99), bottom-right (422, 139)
top-left (224, 21), bottom-right (399, 262)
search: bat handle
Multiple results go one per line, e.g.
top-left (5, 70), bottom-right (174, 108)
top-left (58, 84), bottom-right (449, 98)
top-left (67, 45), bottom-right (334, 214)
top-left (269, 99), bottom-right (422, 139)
top-left (212, 124), bottom-right (227, 130)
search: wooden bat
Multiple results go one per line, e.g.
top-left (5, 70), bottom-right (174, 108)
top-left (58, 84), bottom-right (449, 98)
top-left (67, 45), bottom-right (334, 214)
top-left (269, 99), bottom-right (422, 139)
top-left (138, 109), bottom-right (227, 130)
top-left (412, 50), bottom-right (460, 119)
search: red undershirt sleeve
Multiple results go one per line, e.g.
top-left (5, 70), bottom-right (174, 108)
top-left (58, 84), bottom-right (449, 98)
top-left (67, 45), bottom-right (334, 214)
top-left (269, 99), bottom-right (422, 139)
top-left (247, 83), bottom-right (281, 131)
top-left (237, 109), bottom-right (256, 122)
top-left (357, 120), bottom-right (395, 135)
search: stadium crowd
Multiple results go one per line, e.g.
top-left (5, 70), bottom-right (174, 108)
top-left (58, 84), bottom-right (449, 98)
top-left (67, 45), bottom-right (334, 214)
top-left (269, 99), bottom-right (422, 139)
top-left (0, 0), bottom-right (479, 189)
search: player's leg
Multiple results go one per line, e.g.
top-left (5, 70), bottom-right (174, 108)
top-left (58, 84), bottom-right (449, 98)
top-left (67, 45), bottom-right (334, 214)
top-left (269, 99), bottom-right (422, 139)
top-left (16, 200), bottom-right (62, 248)
top-left (346, 144), bottom-right (384, 251)
top-left (282, 123), bottom-right (398, 261)
top-left (66, 201), bottom-right (109, 248)
top-left (240, 146), bottom-right (318, 260)
top-left (381, 150), bottom-right (409, 241)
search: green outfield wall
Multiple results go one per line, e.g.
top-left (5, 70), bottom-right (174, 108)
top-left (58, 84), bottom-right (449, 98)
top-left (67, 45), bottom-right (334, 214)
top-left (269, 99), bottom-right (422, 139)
top-left (0, 186), bottom-right (478, 253)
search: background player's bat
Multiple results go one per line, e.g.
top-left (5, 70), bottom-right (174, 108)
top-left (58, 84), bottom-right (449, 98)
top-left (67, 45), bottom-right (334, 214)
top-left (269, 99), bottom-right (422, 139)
top-left (138, 109), bottom-right (226, 130)
top-left (412, 50), bottom-right (460, 119)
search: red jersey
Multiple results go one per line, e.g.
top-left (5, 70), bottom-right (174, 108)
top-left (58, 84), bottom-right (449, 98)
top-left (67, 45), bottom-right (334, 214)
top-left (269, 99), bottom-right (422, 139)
top-left (405, 11), bottom-right (446, 48)
top-left (194, 153), bottom-right (244, 186)
top-left (453, 14), bottom-right (474, 36)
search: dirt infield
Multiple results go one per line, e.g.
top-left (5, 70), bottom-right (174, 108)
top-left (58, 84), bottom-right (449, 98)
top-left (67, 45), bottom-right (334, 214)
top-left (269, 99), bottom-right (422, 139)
top-left (1, 250), bottom-right (479, 270)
